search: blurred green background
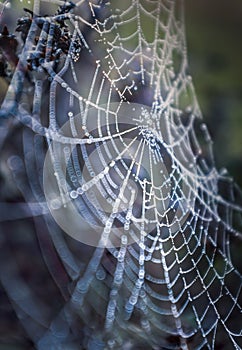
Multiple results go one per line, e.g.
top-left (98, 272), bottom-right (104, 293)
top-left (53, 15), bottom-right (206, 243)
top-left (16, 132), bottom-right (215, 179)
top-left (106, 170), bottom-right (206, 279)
top-left (185, 0), bottom-right (242, 187)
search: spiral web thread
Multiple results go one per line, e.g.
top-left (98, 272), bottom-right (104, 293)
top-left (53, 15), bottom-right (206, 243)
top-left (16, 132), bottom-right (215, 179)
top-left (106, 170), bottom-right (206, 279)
top-left (0, 0), bottom-right (242, 349)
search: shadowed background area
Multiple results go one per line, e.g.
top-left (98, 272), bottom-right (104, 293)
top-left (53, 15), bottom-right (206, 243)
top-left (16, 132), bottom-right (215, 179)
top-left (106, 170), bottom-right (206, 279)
top-left (186, 0), bottom-right (242, 187)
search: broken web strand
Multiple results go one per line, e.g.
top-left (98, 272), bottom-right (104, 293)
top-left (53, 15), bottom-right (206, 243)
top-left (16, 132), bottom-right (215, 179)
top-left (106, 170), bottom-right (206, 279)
top-left (0, 0), bottom-right (242, 349)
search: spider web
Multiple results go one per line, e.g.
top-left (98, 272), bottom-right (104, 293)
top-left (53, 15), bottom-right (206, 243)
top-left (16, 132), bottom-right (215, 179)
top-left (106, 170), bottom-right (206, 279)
top-left (0, 0), bottom-right (242, 349)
